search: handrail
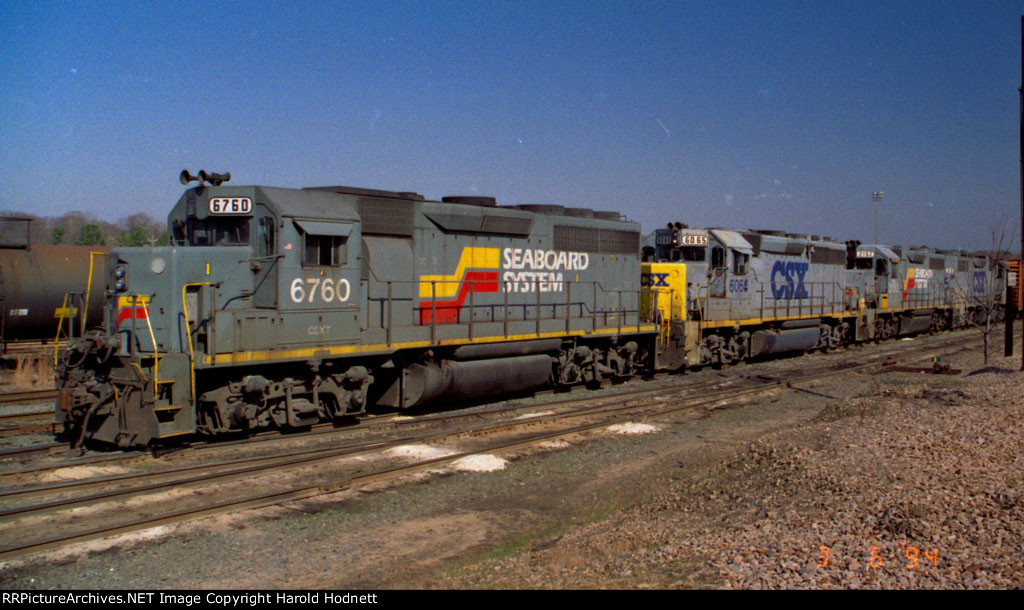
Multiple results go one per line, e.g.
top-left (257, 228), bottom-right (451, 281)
top-left (53, 293), bottom-right (72, 367)
top-left (142, 300), bottom-right (159, 387)
top-left (81, 251), bottom-right (106, 331)
top-left (182, 282), bottom-right (214, 402)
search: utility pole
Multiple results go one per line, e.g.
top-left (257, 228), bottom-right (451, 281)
top-left (1019, 16), bottom-right (1023, 369)
top-left (872, 191), bottom-right (884, 243)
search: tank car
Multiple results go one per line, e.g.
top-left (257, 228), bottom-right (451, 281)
top-left (0, 217), bottom-right (109, 348)
top-left (56, 175), bottom-right (657, 448)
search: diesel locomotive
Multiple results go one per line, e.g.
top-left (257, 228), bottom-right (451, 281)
top-left (642, 224), bottom-right (1005, 367)
top-left (56, 174), bottom-right (654, 447)
top-left (55, 174), bottom-right (1006, 448)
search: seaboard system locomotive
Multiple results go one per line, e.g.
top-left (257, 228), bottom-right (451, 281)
top-left (55, 174), bottom-right (1006, 448)
top-left (57, 173), bottom-right (653, 447)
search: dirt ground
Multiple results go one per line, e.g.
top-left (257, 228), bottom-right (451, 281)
top-left (1, 336), bottom-right (1021, 589)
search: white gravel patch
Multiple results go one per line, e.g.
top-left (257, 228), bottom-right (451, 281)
top-left (606, 422), bottom-right (660, 435)
top-left (39, 464), bottom-right (132, 483)
top-left (539, 439), bottom-right (572, 449)
top-left (1, 525), bottom-right (176, 569)
top-left (515, 411), bottom-right (554, 420)
top-left (383, 444), bottom-right (457, 461)
top-left (449, 454), bottom-right (508, 472)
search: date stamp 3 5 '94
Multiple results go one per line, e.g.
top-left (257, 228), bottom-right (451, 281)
top-left (817, 543), bottom-right (939, 570)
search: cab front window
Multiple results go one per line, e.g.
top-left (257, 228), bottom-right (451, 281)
top-left (173, 218), bottom-right (251, 246)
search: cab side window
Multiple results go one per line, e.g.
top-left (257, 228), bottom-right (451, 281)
top-left (711, 246), bottom-right (726, 269)
top-left (733, 252), bottom-right (749, 275)
top-left (303, 234), bottom-right (347, 266)
top-left (257, 217), bottom-right (276, 257)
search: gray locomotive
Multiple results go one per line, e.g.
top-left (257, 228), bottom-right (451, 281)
top-left (57, 173), bottom-right (654, 447)
top-left (642, 225), bottom-right (1006, 367)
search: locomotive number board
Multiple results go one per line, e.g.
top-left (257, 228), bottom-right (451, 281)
top-left (209, 197), bottom-right (253, 214)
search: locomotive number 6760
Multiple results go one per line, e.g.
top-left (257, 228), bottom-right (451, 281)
top-left (289, 277), bottom-right (351, 303)
top-left (209, 197), bottom-right (253, 214)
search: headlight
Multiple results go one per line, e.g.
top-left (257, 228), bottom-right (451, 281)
top-left (115, 280), bottom-right (126, 292)
top-left (115, 265), bottom-right (126, 279)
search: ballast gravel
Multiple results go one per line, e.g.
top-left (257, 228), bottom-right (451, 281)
top-left (3, 334), bottom-right (1022, 589)
top-left (433, 349), bottom-right (1024, 589)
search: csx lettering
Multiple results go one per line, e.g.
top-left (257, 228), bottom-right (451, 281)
top-left (641, 273), bottom-right (670, 287)
top-left (308, 325), bottom-right (330, 336)
top-left (770, 261), bottom-right (809, 300)
top-left (973, 271), bottom-right (986, 294)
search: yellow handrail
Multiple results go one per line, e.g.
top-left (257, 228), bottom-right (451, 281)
top-left (142, 300), bottom-right (158, 387)
top-left (181, 282), bottom-right (213, 402)
top-left (53, 293), bottom-right (71, 367)
top-left (81, 251), bottom-right (106, 331)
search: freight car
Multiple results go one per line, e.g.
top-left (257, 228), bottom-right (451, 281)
top-left (56, 174), bottom-right (655, 447)
top-left (0, 217), bottom-right (109, 350)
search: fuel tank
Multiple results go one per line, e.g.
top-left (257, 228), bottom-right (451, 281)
top-left (749, 327), bottom-right (821, 358)
top-left (377, 354), bottom-right (554, 407)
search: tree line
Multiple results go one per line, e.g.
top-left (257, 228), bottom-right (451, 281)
top-left (0, 210), bottom-right (169, 247)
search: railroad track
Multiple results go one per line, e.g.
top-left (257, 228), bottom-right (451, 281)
top-left (0, 328), bottom-right (980, 465)
top-left (0, 389), bottom-right (57, 406)
top-left (0, 331), bottom-right (981, 561)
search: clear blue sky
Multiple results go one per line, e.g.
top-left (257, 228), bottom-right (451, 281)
top-left (2, 0), bottom-right (1022, 251)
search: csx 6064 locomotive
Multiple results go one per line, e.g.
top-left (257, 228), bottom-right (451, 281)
top-left (642, 224), bottom-right (1004, 368)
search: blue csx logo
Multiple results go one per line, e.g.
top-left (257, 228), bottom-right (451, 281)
top-left (973, 271), bottom-right (985, 294)
top-left (641, 273), bottom-right (670, 287)
top-left (771, 261), bottom-right (809, 300)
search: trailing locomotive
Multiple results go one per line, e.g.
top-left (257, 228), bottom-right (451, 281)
top-left (641, 224), bottom-right (1006, 367)
top-left (56, 175), bottom-right (654, 447)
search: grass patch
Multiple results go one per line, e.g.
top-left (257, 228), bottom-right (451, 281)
top-left (474, 532), bottom-right (539, 563)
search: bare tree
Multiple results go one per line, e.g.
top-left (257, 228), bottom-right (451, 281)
top-left (956, 216), bottom-right (1015, 364)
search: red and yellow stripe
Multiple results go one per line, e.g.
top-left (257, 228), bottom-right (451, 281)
top-left (418, 247), bottom-right (500, 324)
top-left (116, 295), bottom-right (150, 328)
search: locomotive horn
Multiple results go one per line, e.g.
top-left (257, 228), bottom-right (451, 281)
top-left (180, 170), bottom-right (201, 185)
top-left (199, 170), bottom-right (231, 186)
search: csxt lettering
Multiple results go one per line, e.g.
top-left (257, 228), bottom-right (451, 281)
top-left (771, 261), bottom-right (809, 300)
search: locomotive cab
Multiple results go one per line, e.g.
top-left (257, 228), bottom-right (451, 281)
top-left (851, 245), bottom-right (899, 309)
top-left (56, 184), bottom-right (372, 447)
